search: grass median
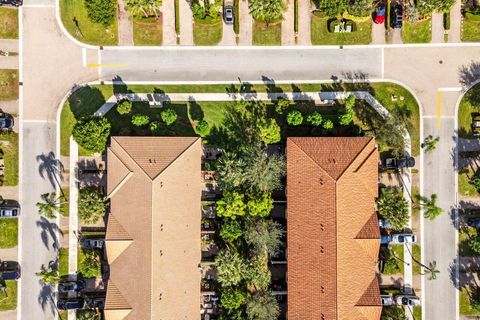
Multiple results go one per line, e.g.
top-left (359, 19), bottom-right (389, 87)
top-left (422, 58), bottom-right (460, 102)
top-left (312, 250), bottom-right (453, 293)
top-left (253, 21), bottom-right (281, 46)
top-left (402, 18), bottom-right (432, 44)
top-left (133, 15), bottom-right (163, 46)
top-left (193, 18), bottom-right (223, 46)
top-left (311, 14), bottom-right (372, 45)
top-left (0, 281), bottom-right (17, 311)
top-left (0, 218), bottom-right (17, 248)
top-left (0, 70), bottom-right (19, 101)
top-left (0, 7), bottom-right (18, 39)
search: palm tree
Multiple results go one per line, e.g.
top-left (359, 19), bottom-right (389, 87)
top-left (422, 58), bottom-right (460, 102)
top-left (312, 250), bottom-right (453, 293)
top-left (249, 0), bottom-right (286, 25)
top-left (415, 193), bottom-right (442, 220)
top-left (125, 0), bottom-right (162, 18)
top-left (36, 263), bottom-right (60, 285)
top-left (405, 245), bottom-right (440, 280)
top-left (36, 192), bottom-right (66, 219)
top-left (422, 135), bottom-right (440, 153)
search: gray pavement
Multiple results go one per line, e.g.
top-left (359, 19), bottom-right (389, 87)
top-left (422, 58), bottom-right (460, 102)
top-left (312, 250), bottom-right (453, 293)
top-left (449, 0), bottom-right (462, 43)
top-left (431, 13), bottom-right (444, 43)
top-left (0, 56), bottom-right (19, 69)
top-left (0, 40), bottom-right (18, 53)
top-left (99, 47), bottom-right (383, 82)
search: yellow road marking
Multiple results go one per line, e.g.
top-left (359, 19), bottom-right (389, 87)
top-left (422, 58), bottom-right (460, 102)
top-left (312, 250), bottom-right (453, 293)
top-left (437, 91), bottom-right (442, 129)
top-left (86, 63), bottom-right (128, 68)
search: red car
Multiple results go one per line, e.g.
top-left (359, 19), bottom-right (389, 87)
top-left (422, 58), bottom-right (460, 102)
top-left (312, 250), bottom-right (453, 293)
top-left (374, 2), bottom-right (386, 24)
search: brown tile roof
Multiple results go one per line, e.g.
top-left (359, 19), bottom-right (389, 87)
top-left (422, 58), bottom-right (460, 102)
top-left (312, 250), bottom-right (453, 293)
top-left (104, 137), bottom-right (202, 320)
top-left (287, 137), bottom-right (381, 320)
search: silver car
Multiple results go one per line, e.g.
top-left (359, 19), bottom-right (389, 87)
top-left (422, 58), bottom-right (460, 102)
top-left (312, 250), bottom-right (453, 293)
top-left (396, 295), bottom-right (420, 306)
top-left (390, 233), bottom-right (416, 244)
top-left (381, 294), bottom-right (394, 306)
top-left (0, 206), bottom-right (19, 218)
top-left (224, 1), bottom-right (234, 24)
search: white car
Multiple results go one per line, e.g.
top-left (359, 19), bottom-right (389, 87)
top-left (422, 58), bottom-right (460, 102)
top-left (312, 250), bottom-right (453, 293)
top-left (390, 233), bottom-right (416, 244)
top-left (381, 294), bottom-right (394, 306)
top-left (396, 295), bottom-right (420, 306)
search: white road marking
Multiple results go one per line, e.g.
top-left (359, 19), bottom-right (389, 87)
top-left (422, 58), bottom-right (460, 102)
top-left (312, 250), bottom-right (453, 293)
top-left (423, 115), bottom-right (455, 119)
top-left (82, 47), bottom-right (86, 67)
top-left (17, 6), bottom-right (23, 320)
top-left (97, 50), bottom-right (102, 79)
top-left (23, 4), bottom-right (55, 7)
top-left (438, 87), bottom-right (463, 92)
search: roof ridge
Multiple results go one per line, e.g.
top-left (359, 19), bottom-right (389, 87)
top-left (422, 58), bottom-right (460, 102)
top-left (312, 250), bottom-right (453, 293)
top-left (152, 137), bottom-right (200, 181)
top-left (105, 281), bottom-right (132, 310)
top-left (289, 138), bottom-right (335, 180)
top-left (355, 277), bottom-right (381, 307)
top-left (106, 214), bottom-right (133, 241)
top-left (355, 212), bottom-right (381, 240)
top-left (336, 137), bottom-right (374, 180)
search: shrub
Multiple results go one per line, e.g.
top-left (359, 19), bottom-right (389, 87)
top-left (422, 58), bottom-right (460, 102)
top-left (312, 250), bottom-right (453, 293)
top-left (77, 310), bottom-right (101, 320)
top-left (149, 121), bottom-right (166, 135)
top-left (131, 114), bottom-right (150, 127)
top-left (470, 172), bottom-right (480, 192)
top-left (249, 0), bottom-right (286, 24)
top-left (72, 117), bottom-right (111, 153)
top-left (339, 108), bottom-right (354, 125)
top-left (196, 120), bottom-right (210, 137)
top-left (405, 3), bottom-right (419, 23)
top-left (259, 119), bottom-right (281, 144)
top-left (79, 249), bottom-right (101, 278)
top-left (322, 119), bottom-right (334, 130)
top-left (221, 288), bottom-right (246, 312)
top-left (443, 11), bottom-right (450, 30)
top-left (347, 0), bottom-right (372, 17)
top-left (376, 187), bottom-right (409, 230)
top-left (220, 219), bottom-right (243, 243)
top-left (116, 99), bottom-right (132, 115)
top-left (216, 192), bottom-right (246, 219)
top-left (246, 193), bottom-right (274, 217)
top-left (286, 110), bottom-right (303, 126)
top-left (274, 98), bottom-right (290, 114)
top-left (317, 0), bottom-right (347, 17)
top-left (161, 108), bottom-right (177, 125)
top-left (215, 248), bottom-right (247, 286)
top-left (306, 112), bottom-right (323, 126)
top-left (344, 94), bottom-right (356, 108)
top-left (79, 187), bottom-right (107, 225)
top-left (84, 0), bottom-right (116, 26)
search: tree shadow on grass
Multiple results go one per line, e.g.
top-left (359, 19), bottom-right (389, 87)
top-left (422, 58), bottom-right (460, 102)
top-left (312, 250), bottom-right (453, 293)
top-left (188, 99), bottom-right (204, 122)
top-left (68, 86), bottom-right (106, 120)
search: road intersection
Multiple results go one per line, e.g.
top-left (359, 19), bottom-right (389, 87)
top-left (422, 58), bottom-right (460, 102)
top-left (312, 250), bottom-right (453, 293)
top-left (15, 2), bottom-right (480, 320)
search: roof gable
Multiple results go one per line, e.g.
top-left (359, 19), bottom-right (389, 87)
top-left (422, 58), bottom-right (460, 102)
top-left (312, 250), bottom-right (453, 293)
top-left (356, 277), bottom-right (382, 306)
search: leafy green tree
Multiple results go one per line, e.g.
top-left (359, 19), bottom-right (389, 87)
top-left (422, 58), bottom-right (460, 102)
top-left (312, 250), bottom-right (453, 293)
top-left (220, 287), bottom-right (246, 312)
top-left (470, 171), bottom-right (480, 192)
top-left (131, 114), bottom-right (150, 127)
top-left (316, 0), bottom-right (347, 17)
top-left (216, 152), bottom-right (247, 191)
top-left (149, 121), bottom-right (166, 135)
top-left (215, 248), bottom-right (247, 287)
top-left (161, 108), bottom-right (177, 125)
top-left (306, 112), bottom-right (323, 126)
top-left (220, 219), bottom-right (243, 243)
top-left (72, 117), bottom-right (111, 153)
top-left (78, 187), bottom-right (107, 225)
top-left (245, 291), bottom-right (280, 320)
top-left (192, 0), bottom-right (222, 19)
top-left (405, 3), bottom-right (419, 23)
top-left (468, 233), bottom-right (480, 255)
top-left (347, 0), bottom-right (372, 17)
top-left (125, 0), bottom-right (162, 18)
top-left (376, 187), bottom-right (409, 230)
top-left (84, 0), bottom-right (116, 26)
top-left (77, 310), bottom-right (101, 320)
top-left (196, 120), bottom-right (210, 137)
top-left (259, 118), bottom-right (281, 145)
top-left (245, 255), bottom-right (271, 291)
top-left (245, 219), bottom-right (283, 257)
top-left (373, 112), bottom-right (406, 157)
top-left (415, 193), bottom-right (442, 220)
top-left (416, 0), bottom-right (456, 13)
top-left (243, 146), bottom-right (286, 193)
top-left (116, 99), bottom-right (132, 115)
top-left (216, 192), bottom-right (247, 219)
top-left (249, 0), bottom-right (286, 24)
top-left (322, 119), bottom-right (334, 131)
top-left (345, 94), bottom-right (356, 108)
top-left (36, 192), bottom-right (66, 219)
top-left (274, 98), bottom-right (290, 114)
top-left (36, 263), bottom-right (60, 285)
top-left (381, 307), bottom-right (407, 320)
top-left (339, 108), bottom-right (354, 126)
top-left (246, 193), bottom-right (274, 217)
top-left (286, 110), bottom-right (303, 126)
top-left (79, 249), bottom-right (102, 278)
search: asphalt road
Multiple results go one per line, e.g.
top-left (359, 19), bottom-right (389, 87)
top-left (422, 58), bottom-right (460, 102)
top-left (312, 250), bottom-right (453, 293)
top-left (99, 47), bottom-right (383, 82)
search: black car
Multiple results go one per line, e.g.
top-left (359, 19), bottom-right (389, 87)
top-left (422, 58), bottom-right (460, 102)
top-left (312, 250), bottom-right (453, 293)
top-left (391, 4), bottom-right (403, 29)
top-left (58, 280), bottom-right (86, 293)
top-left (57, 298), bottom-right (84, 310)
top-left (0, 261), bottom-right (20, 280)
top-left (0, 115), bottom-right (14, 131)
top-left (384, 156), bottom-right (415, 169)
top-left (0, 0), bottom-right (22, 7)
top-left (467, 217), bottom-right (480, 229)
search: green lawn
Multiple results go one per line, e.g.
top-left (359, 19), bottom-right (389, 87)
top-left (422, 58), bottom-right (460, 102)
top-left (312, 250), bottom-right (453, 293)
top-left (59, 247), bottom-right (69, 277)
top-left (0, 132), bottom-right (18, 186)
top-left (253, 21), bottom-right (281, 46)
top-left (0, 8), bottom-right (18, 39)
top-left (459, 167), bottom-right (478, 197)
top-left (0, 281), bottom-right (17, 311)
top-left (0, 219), bottom-right (17, 248)
top-left (311, 14), bottom-right (372, 45)
top-left (382, 245), bottom-right (405, 275)
top-left (461, 286), bottom-right (480, 316)
top-left (462, 12), bottom-right (480, 42)
top-left (59, 310), bottom-right (68, 320)
top-left (60, 188), bottom-right (70, 217)
top-left (133, 15), bottom-right (163, 46)
top-left (413, 306), bottom-right (422, 320)
top-left (0, 70), bottom-right (18, 101)
top-left (459, 227), bottom-right (478, 256)
top-left (458, 83), bottom-right (479, 139)
top-left (193, 18), bottom-right (223, 46)
top-left (59, 0), bottom-right (118, 46)
top-left (412, 244), bottom-right (421, 275)
top-left (402, 18), bottom-right (432, 44)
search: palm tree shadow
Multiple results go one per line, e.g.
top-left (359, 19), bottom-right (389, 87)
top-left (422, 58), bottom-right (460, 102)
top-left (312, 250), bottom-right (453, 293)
top-left (36, 152), bottom-right (64, 194)
top-left (35, 216), bottom-right (63, 250)
top-left (37, 283), bottom-right (55, 314)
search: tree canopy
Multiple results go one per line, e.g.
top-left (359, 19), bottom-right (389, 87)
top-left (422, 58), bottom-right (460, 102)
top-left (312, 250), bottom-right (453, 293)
top-left (381, 307), bottom-right (408, 320)
top-left (125, 0), bottom-right (162, 17)
top-left (84, 0), bottom-right (116, 26)
top-left (215, 248), bottom-right (247, 287)
top-left (220, 219), bottom-right (243, 243)
top-left (258, 118), bottom-right (281, 145)
top-left (78, 187), bottom-right (107, 225)
top-left (216, 192), bottom-right (247, 219)
top-left (286, 110), bottom-right (303, 126)
top-left (376, 187), bottom-right (409, 230)
top-left (161, 108), bottom-right (178, 125)
top-left (72, 117), bottom-right (111, 153)
top-left (315, 0), bottom-right (347, 17)
top-left (245, 219), bottom-right (283, 257)
top-left (347, 0), bottom-right (372, 17)
top-left (220, 287), bottom-right (246, 312)
top-left (246, 193), bottom-right (274, 217)
top-left (416, 0), bottom-right (456, 14)
top-left (249, 0), bottom-right (287, 24)
top-left (245, 291), bottom-right (280, 320)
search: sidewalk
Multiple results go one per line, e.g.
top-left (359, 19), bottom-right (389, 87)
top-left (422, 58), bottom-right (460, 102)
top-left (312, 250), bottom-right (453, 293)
top-left (0, 39), bottom-right (18, 53)
top-left (431, 13), bottom-right (444, 43)
top-left (162, 0), bottom-right (177, 45)
top-left (179, 0), bottom-right (193, 45)
top-left (238, 0), bottom-right (252, 45)
top-left (297, 0), bottom-right (311, 45)
top-left (449, 0), bottom-right (461, 43)
top-left (281, 0), bottom-right (295, 45)
top-left (0, 56), bottom-right (18, 69)
top-left (372, 21), bottom-right (386, 44)
top-left (117, 0), bottom-right (134, 46)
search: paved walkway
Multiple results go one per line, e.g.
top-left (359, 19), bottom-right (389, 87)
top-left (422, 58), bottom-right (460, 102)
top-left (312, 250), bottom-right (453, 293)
top-left (0, 56), bottom-right (18, 69)
top-left (0, 311), bottom-right (16, 320)
top-left (0, 40), bottom-right (18, 53)
top-left (117, 0), bottom-right (133, 46)
top-left (281, 0), bottom-right (295, 45)
top-left (179, 0), bottom-right (193, 45)
top-left (238, 0), bottom-right (252, 45)
top-left (431, 13), bottom-right (444, 43)
top-left (220, 21), bottom-right (236, 46)
top-left (297, 0), bottom-right (310, 45)
top-left (0, 186), bottom-right (18, 201)
top-left (0, 246), bottom-right (18, 262)
top-left (162, 0), bottom-right (177, 45)
top-left (372, 21), bottom-right (386, 44)
top-left (67, 138), bottom-right (78, 320)
top-left (449, 0), bottom-right (462, 43)
top-left (389, 29), bottom-right (403, 44)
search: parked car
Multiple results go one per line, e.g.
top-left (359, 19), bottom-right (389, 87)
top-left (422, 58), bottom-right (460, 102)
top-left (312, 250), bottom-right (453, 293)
top-left (374, 2), bottom-right (386, 24)
top-left (81, 238), bottom-right (104, 249)
top-left (472, 114), bottom-right (480, 136)
top-left (57, 298), bottom-right (84, 310)
top-left (381, 294), bottom-right (394, 306)
top-left (391, 4), bottom-right (403, 29)
top-left (0, 261), bottom-right (20, 280)
top-left (396, 295), bottom-right (420, 306)
top-left (381, 235), bottom-right (391, 245)
top-left (0, 0), bottom-right (22, 6)
top-left (0, 114), bottom-right (14, 131)
top-left (390, 233), bottom-right (416, 244)
top-left (58, 280), bottom-right (85, 293)
top-left (223, 0), bottom-right (234, 25)
top-left (384, 156), bottom-right (415, 169)
top-left (465, 208), bottom-right (480, 216)
top-left (0, 205), bottom-right (19, 218)
top-left (467, 217), bottom-right (480, 229)
top-left (378, 218), bottom-right (391, 229)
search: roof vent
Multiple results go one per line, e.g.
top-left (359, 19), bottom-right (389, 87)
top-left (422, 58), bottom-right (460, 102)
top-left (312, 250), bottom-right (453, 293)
top-left (321, 286), bottom-right (325, 293)
top-left (320, 245), bottom-right (324, 253)
top-left (328, 158), bottom-right (336, 164)
top-left (320, 223), bottom-right (325, 231)
top-left (149, 158), bottom-right (157, 164)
